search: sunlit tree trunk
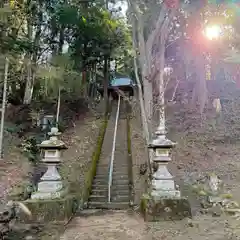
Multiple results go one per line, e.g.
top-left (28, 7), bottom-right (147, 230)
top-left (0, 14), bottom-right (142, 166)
top-left (128, 1), bottom-right (153, 134)
top-left (130, 16), bottom-right (149, 142)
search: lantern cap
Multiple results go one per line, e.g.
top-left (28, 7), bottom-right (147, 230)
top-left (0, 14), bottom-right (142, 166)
top-left (48, 127), bottom-right (61, 136)
top-left (38, 140), bottom-right (67, 149)
top-left (148, 135), bottom-right (176, 149)
top-left (38, 127), bottom-right (67, 149)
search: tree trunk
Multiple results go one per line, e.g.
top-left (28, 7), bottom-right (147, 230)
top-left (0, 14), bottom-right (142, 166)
top-left (58, 27), bottom-right (64, 54)
top-left (92, 64), bottom-right (97, 99)
top-left (157, 46), bottom-right (166, 131)
top-left (129, 3), bottom-right (153, 135)
top-left (23, 54), bottom-right (33, 104)
top-left (56, 86), bottom-right (61, 126)
top-left (198, 55), bottom-right (208, 115)
top-left (103, 56), bottom-right (109, 114)
top-left (191, 54), bottom-right (207, 114)
top-left (23, 6), bottom-right (43, 104)
top-left (130, 16), bottom-right (149, 142)
top-left (0, 57), bottom-right (9, 158)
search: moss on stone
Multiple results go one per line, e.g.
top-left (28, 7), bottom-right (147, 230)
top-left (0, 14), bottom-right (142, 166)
top-left (140, 193), bottom-right (151, 213)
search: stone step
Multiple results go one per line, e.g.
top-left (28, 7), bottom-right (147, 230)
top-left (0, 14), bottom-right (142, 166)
top-left (91, 189), bottom-right (129, 196)
top-left (95, 171), bottom-right (129, 175)
top-left (89, 195), bottom-right (106, 202)
top-left (96, 165), bottom-right (128, 168)
top-left (88, 201), bottom-right (130, 210)
top-left (77, 209), bottom-right (105, 217)
top-left (93, 179), bottom-right (129, 185)
top-left (97, 164), bottom-right (129, 168)
top-left (89, 194), bottom-right (129, 202)
top-left (94, 175), bottom-right (129, 181)
top-left (96, 166), bottom-right (129, 170)
top-left (96, 168), bottom-right (128, 175)
top-left (93, 179), bottom-right (129, 184)
top-left (96, 171), bottom-right (129, 176)
top-left (91, 184), bottom-right (129, 191)
top-left (111, 195), bottom-right (130, 202)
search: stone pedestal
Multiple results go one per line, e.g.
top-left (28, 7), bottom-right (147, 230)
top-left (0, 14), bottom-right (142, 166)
top-left (31, 127), bottom-right (67, 200)
top-left (142, 126), bottom-right (191, 221)
top-left (141, 197), bottom-right (191, 221)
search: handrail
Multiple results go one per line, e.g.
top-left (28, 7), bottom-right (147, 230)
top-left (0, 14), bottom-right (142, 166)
top-left (108, 94), bottom-right (121, 202)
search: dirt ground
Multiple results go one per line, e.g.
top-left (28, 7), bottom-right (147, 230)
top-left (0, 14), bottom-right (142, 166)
top-left (0, 131), bottom-right (31, 203)
top-left (61, 210), bottom-right (240, 240)
top-left (60, 114), bottom-right (102, 193)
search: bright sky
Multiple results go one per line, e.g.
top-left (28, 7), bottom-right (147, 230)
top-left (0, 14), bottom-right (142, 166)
top-left (115, 1), bottom-right (128, 16)
top-left (205, 25), bottom-right (222, 40)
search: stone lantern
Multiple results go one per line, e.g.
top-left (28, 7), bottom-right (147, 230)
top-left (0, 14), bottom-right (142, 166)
top-left (31, 127), bottom-right (67, 200)
top-left (143, 113), bottom-right (191, 221)
top-left (148, 129), bottom-right (180, 199)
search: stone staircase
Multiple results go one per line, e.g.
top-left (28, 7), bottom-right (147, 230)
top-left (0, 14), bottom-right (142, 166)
top-left (88, 100), bottom-right (130, 209)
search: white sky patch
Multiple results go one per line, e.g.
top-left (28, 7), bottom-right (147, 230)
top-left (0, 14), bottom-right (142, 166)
top-left (115, 1), bottom-right (128, 16)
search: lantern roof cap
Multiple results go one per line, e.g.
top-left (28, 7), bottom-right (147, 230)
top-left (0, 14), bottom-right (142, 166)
top-left (38, 127), bottom-right (67, 149)
top-left (148, 135), bottom-right (176, 149)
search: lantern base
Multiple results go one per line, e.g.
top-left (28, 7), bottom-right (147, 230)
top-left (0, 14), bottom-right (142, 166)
top-left (37, 180), bottom-right (63, 193)
top-left (151, 189), bottom-right (181, 199)
top-left (141, 195), bottom-right (191, 221)
top-left (18, 194), bottom-right (77, 223)
top-left (31, 187), bottom-right (66, 200)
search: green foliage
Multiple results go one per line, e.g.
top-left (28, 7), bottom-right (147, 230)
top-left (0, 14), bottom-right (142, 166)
top-left (0, 0), bottom-right (132, 105)
top-left (20, 137), bottom-right (41, 163)
top-left (68, 5), bottom-right (131, 68)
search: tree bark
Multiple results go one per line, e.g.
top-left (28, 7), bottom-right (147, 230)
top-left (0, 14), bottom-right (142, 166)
top-left (191, 53), bottom-right (207, 114)
top-left (56, 86), bottom-right (61, 126)
top-left (23, 53), bottom-right (33, 104)
top-left (130, 14), bottom-right (150, 142)
top-left (128, 2), bottom-right (153, 134)
top-left (103, 55), bottom-right (109, 114)
top-left (23, 5), bottom-right (43, 104)
top-left (0, 57), bottom-right (9, 158)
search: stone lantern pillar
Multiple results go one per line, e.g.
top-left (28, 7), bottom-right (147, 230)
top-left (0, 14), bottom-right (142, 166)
top-left (31, 127), bottom-right (67, 200)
